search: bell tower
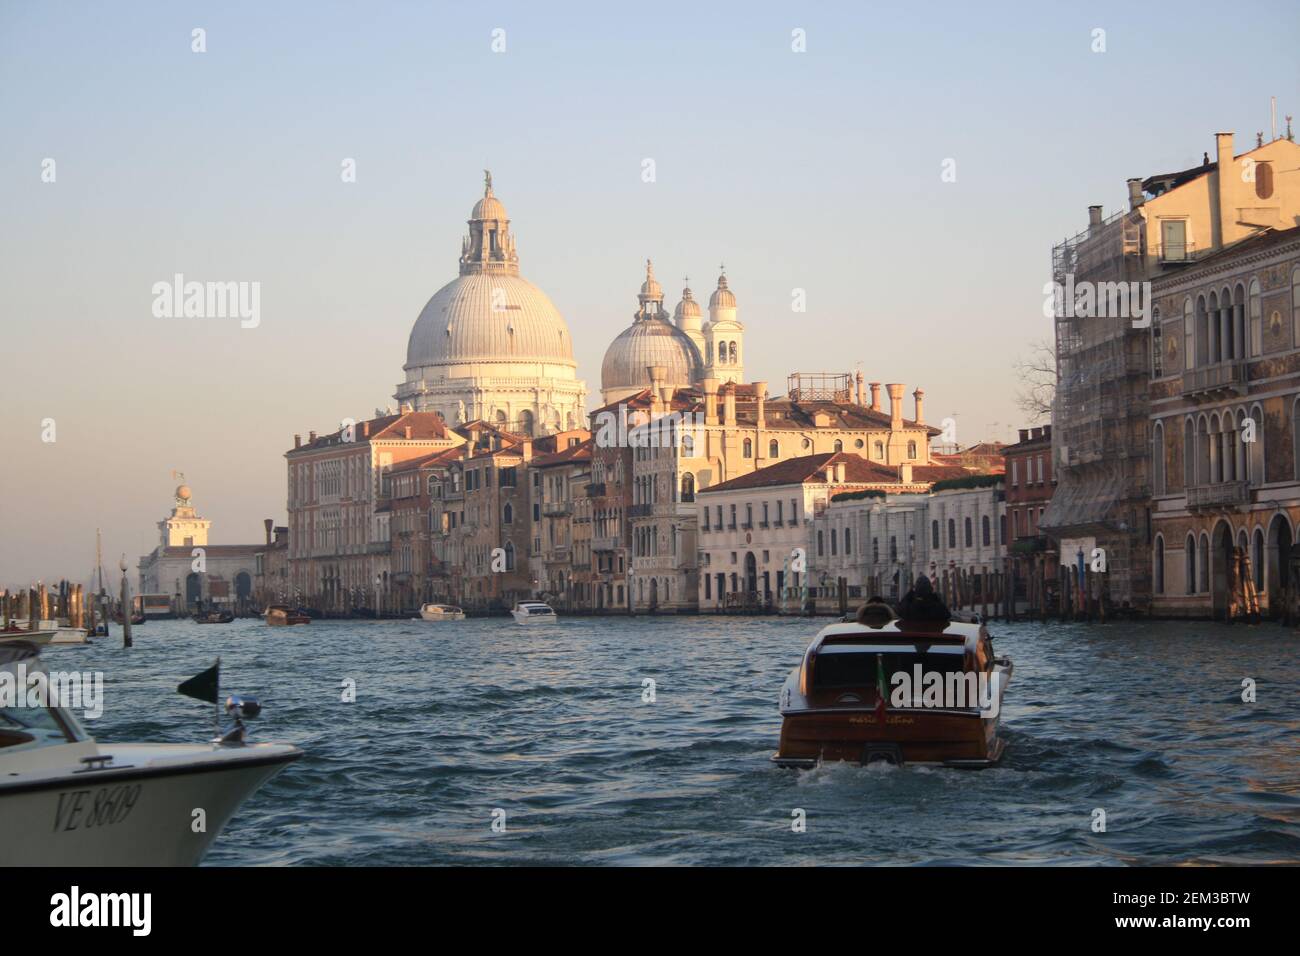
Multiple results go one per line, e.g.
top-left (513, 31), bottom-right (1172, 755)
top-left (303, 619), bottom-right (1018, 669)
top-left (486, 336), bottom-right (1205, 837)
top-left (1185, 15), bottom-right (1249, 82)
top-left (704, 266), bottom-right (744, 385)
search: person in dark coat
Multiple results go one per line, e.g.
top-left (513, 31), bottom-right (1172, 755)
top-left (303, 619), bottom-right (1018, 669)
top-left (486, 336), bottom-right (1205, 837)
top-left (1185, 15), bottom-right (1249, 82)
top-left (855, 595), bottom-right (897, 626)
top-left (897, 575), bottom-right (951, 622)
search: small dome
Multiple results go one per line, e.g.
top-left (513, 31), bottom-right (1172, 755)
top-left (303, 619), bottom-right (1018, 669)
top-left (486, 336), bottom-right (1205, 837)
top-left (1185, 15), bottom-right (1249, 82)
top-left (471, 191), bottom-right (507, 221)
top-left (709, 271), bottom-right (736, 309)
top-left (639, 259), bottom-right (663, 301)
top-left (674, 285), bottom-right (702, 321)
top-left (601, 316), bottom-right (703, 394)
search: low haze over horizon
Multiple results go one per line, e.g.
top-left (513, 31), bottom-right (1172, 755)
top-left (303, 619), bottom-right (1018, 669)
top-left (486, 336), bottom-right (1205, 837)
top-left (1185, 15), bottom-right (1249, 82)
top-left (2, 0), bottom-right (1297, 583)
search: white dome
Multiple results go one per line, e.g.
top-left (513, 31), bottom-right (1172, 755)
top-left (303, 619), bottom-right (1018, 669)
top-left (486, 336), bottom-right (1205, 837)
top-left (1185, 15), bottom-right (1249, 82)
top-left (406, 273), bottom-right (575, 370)
top-left (601, 316), bottom-right (702, 393)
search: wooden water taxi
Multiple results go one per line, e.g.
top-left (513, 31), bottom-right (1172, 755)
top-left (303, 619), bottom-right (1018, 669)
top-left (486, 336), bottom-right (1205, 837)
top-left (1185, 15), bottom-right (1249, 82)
top-left (418, 603), bottom-right (465, 622)
top-left (264, 605), bottom-right (310, 627)
top-left (773, 610), bottom-right (1012, 769)
top-left (193, 610), bottom-right (235, 624)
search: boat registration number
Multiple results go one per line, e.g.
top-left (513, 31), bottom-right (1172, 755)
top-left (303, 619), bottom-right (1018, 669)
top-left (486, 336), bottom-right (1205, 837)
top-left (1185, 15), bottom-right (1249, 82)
top-left (52, 783), bottom-right (143, 832)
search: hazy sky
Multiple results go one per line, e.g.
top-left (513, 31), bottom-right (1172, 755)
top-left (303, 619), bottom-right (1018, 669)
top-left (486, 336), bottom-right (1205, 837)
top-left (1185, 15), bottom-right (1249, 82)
top-left (2, 0), bottom-right (1297, 583)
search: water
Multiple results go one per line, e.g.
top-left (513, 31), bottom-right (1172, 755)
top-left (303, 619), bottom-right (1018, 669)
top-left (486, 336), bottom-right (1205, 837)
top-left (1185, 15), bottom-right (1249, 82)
top-left (46, 616), bottom-right (1300, 865)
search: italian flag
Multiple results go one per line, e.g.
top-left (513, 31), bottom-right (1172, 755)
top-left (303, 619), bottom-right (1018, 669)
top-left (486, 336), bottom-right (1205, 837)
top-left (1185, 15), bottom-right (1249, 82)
top-left (874, 653), bottom-right (887, 723)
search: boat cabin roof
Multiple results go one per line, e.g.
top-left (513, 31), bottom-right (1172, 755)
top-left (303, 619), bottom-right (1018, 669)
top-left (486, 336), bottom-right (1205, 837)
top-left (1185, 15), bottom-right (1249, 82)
top-left (516, 602), bottom-right (553, 609)
top-left (811, 620), bottom-right (985, 655)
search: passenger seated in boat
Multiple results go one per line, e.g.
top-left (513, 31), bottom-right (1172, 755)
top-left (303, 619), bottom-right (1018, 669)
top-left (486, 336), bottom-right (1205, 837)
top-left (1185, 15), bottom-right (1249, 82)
top-left (855, 596), bottom-right (896, 626)
top-left (897, 576), bottom-right (951, 623)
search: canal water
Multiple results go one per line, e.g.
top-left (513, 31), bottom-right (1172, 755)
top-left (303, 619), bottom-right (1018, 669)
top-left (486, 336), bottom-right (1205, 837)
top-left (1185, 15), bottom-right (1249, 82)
top-left (49, 616), bottom-right (1299, 865)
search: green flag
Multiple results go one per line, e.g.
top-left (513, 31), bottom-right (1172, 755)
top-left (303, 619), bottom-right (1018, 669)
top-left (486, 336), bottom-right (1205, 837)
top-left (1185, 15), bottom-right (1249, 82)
top-left (178, 659), bottom-right (220, 704)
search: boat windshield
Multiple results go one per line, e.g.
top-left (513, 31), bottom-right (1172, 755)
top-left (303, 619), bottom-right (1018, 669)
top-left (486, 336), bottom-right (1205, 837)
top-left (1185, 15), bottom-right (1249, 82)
top-left (814, 648), bottom-right (967, 691)
top-left (0, 701), bottom-right (76, 750)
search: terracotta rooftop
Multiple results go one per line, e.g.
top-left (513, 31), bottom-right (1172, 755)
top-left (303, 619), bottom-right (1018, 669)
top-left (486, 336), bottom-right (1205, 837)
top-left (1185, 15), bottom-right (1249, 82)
top-left (698, 453), bottom-right (964, 495)
top-left (290, 411), bottom-right (454, 453)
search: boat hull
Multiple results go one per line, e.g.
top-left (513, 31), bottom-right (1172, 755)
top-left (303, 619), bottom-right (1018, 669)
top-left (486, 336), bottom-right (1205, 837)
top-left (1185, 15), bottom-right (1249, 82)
top-left (773, 708), bottom-right (1005, 768)
top-left (0, 746), bottom-right (301, 866)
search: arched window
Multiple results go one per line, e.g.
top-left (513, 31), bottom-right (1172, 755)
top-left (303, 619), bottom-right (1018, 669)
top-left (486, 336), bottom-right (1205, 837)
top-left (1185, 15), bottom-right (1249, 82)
top-left (1153, 535), bottom-right (1165, 595)
top-left (729, 341), bottom-right (737, 363)
top-left (1198, 532), bottom-right (1210, 594)
top-left (743, 438), bottom-right (753, 458)
top-left (908, 441), bottom-right (918, 459)
top-left (1183, 418), bottom-right (1195, 487)
top-left (1185, 534), bottom-right (1196, 594)
top-left (982, 515), bottom-right (991, 546)
top-left (1249, 402), bottom-right (1265, 485)
top-left (681, 472), bottom-right (695, 503)
top-left (964, 517), bottom-right (973, 548)
top-left (1249, 278), bottom-right (1262, 356)
top-left (1293, 268), bottom-right (1300, 348)
top-left (947, 518), bottom-right (956, 548)
top-left (931, 520), bottom-right (940, 549)
top-left (874, 441), bottom-right (884, 460)
top-left (1253, 527), bottom-right (1265, 590)
top-left (769, 439), bottom-right (779, 458)
top-left (833, 440), bottom-right (843, 452)
top-left (504, 541), bottom-right (516, 571)
top-left (1183, 297), bottom-right (1194, 371)
top-left (844, 528), bottom-right (852, 555)
top-left (1153, 421), bottom-right (1166, 495)
top-left (502, 503), bottom-right (513, 525)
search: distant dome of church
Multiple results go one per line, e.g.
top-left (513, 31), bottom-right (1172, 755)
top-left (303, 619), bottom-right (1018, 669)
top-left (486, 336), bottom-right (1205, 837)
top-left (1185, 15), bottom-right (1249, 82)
top-left (709, 270), bottom-right (736, 309)
top-left (601, 261), bottom-right (703, 401)
top-left (673, 284), bottom-right (702, 322)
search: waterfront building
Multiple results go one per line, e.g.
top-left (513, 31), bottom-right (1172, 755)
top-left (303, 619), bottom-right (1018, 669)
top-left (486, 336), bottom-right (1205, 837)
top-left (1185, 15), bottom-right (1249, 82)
top-left (253, 520), bottom-right (290, 610)
top-left (383, 447), bottom-right (462, 610)
top-left (1148, 225), bottom-right (1300, 617)
top-left (528, 435), bottom-right (592, 608)
top-left (137, 481), bottom-right (262, 614)
top-left (1044, 130), bottom-right (1300, 613)
top-left (1003, 425), bottom-right (1056, 606)
top-left (284, 411), bottom-right (464, 613)
top-left (396, 173), bottom-right (588, 436)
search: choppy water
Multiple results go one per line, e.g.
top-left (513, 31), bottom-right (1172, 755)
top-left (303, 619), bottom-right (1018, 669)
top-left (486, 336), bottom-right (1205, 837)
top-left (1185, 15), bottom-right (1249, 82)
top-left (44, 615), bottom-right (1300, 865)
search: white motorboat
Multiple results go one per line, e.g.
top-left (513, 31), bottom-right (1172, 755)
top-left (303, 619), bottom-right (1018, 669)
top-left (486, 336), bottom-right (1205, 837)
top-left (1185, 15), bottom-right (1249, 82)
top-left (0, 629), bottom-right (55, 647)
top-left (5, 620), bottom-right (87, 644)
top-left (511, 601), bottom-right (557, 624)
top-left (0, 641), bottom-right (301, 866)
top-left (418, 603), bottom-right (465, 622)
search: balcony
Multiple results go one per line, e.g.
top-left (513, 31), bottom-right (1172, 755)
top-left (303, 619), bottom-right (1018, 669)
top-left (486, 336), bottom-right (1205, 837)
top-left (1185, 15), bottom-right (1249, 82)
top-left (543, 501), bottom-right (573, 517)
top-left (628, 503), bottom-right (653, 518)
top-left (585, 482), bottom-right (606, 497)
top-left (1187, 480), bottom-right (1250, 510)
top-left (1182, 361), bottom-right (1247, 401)
top-left (593, 535), bottom-right (622, 552)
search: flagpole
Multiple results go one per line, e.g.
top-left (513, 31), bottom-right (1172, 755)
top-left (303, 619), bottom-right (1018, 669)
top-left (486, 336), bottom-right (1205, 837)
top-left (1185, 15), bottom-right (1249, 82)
top-left (213, 656), bottom-right (221, 741)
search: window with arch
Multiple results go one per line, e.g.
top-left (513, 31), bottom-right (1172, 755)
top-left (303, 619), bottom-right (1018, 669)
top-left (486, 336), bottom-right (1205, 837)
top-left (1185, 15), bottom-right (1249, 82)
top-left (681, 472), bottom-right (695, 503)
top-left (964, 517), bottom-right (973, 548)
top-left (1183, 418), bottom-right (1195, 487)
top-left (1151, 307), bottom-right (1163, 377)
top-left (1249, 278), bottom-right (1262, 356)
top-left (908, 441), bottom-right (918, 459)
top-left (1198, 532), bottom-right (1209, 594)
top-left (833, 439), bottom-right (843, 452)
top-left (981, 514), bottom-right (991, 546)
top-left (503, 503), bottom-right (513, 525)
top-left (947, 518), bottom-right (956, 548)
top-left (1249, 403), bottom-right (1265, 485)
top-left (1183, 297), bottom-right (1194, 370)
top-left (1185, 534), bottom-right (1196, 594)
top-left (1253, 527), bottom-right (1265, 590)
top-left (743, 438), bottom-right (753, 458)
top-left (504, 541), bottom-right (516, 571)
top-left (769, 439), bottom-right (779, 458)
top-left (1153, 535), bottom-right (1165, 594)
top-left (931, 520), bottom-right (940, 549)
top-left (1152, 421), bottom-right (1166, 495)
top-left (729, 341), bottom-right (737, 363)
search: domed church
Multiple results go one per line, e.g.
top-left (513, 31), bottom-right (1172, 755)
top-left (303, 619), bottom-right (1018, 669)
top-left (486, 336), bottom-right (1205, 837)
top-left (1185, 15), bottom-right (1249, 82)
top-left (600, 261), bottom-right (746, 405)
top-left (396, 173), bottom-right (588, 437)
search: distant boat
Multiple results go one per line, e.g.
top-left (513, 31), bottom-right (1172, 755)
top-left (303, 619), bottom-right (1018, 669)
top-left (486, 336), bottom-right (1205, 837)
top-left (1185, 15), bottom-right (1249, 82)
top-left (418, 603), bottom-right (465, 622)
top-left (0, 629), bottom-right (55, 647)
top-left (511, 601), bottom-right (557, 625)
top-left (264, 605), bottom-right (310, 627)
top-left (193, 610), bottom-right (235, 624)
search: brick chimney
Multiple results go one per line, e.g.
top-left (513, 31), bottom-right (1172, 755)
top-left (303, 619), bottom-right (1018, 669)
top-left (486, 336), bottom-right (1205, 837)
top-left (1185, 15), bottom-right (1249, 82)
top-left (308, 430), bottom-right (316, 443)
top-left (912, 388), bottom-right (925, 426)
top-left (899, 462), bottom-right (913, 483)
top-left (294, 434), bottom-right (301, 448)
top-left (886, 384), bottom-right (904, 430)
top-left (834, 460), bottom-right (846, 483)
top-left (362, 420), bottom-right (371, 439)
top-left (403, 425), bottom-right (412, 439)
top-left (264, 518), bottom-right (273, 546)
top-left (1215, 132), bottom-right (1235, 247)
top-left (521, 439), bottom-right (533, 463)
top-left (723, 385), bottom-right (736, 427)
top-left (755, 380), bottom-right (767, 428)
top-left (869, 382), bottom-right (882, 412)
top-left (855, 371), bottom-right (865, 405)
top-left (1127, 178), bottom-right (1145, 211)
top-left (703, 378), bottom-right (719, 426)
top-left (1088, 205), bottom-right (1103, 230)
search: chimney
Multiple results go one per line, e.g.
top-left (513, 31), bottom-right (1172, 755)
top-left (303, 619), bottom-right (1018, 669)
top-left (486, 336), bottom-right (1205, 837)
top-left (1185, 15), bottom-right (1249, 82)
top-left (362, 421), bottom-right (371, 438)
top-left (1087, 205), bottom-right (1103, 230)
top-left (1126, 178), bottom-right (1145, 211)
top-left (723, 385), bottom-right (736, 427)
top-left (703, 378), bottom-right (719, 426)
top-left (912, 388), bottom-right (925, 426)
top-left (1018, 428), bottom-right (1030, 443)
top-left (404, 426), bottom-right (412, 439)
top-left (1031, 426), bottom-right (1043, 441)
top-left (308, 430), bottom-right (316, 443)
top-left (1215, 132), bottom-right (1235, 247)
top-left (521, 439), bottom-right (533, 463)
top-left (834, 460), bottom-right (846, 483)
top-left (869, 382), bottom-right (882, 412)
top-left (899, 462), bottom-right (913, 483)
top-left (1043, 424), bottom-right (1052, 440)
top-left (886, 383), bottom-right (904, 430)
top-left (264, 518), bottom-right (273, 546)
top-left (855, 371), bottom-right (864, 405)
top-left (294, 434), bottom-right (301, 448)
top-left (755, 381), bottom-right (767, 428)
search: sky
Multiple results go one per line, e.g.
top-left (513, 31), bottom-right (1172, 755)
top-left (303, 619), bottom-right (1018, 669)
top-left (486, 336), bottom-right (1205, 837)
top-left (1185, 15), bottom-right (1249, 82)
top-left (1, 0), bottom-right (1298, 583)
